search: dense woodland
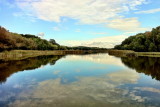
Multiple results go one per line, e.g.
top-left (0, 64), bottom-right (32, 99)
top-left (0, 26), bottom-right (106, 51)
top-left (114, 26), bottom-right (160, 52)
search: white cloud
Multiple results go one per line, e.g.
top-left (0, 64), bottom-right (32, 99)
top-left (107, 18), bottom-right (149, 32)
top-left (62, 35), bottom-right (128, 48)
top-left (15, 0), bottom-right (147, 31)
top-left (128, 0), bottom-right (148, 10)
top-left (37, 32), bottom-right (45, 38)
top-left (135, 8), bottom-right (160, 14)
top-left (123, 32), bottom-right (138, 35)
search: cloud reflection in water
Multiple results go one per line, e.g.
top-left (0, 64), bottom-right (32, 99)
top-left (9, 70), bottom-right (145, 107)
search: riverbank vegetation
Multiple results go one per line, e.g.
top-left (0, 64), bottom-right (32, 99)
top-left (0, 50), bottom-right (108, 61)
top-left (0, 26), bottom-right (60, 51)
top-left (0, 26), bottom-right (106, 51)
top-left (114, 26), bottom-right (160, 52)
top-left (108, 50), bottom-right (160, 57)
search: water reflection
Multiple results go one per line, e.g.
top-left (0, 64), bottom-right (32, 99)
top-left (63, 54), bottom-right (124, 66)
top-left (9, 70), bottom-right (143, 107)
top-left (0, 54), bottom-right (160, 107)
top-left (121, 56), bottom-right (160, 81)
top-left (0, 55), bottom-right (63, 83)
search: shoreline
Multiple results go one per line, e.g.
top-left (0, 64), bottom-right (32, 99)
top-left (0, 50), bottom-right (108, 61)
top-left (108, 50), bottom-right (160, 57)
top-left (1, 49), bottom-right (160, 61)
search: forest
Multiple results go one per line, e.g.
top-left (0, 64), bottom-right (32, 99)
top-left (114, 26), bottom-right (160, 52)
top-left (0, 26), bottom-right (106, 51)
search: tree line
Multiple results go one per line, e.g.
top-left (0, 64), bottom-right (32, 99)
top-left (0, 26), bottom-right (60, 51)
top-left (114, 26), bottom-right (160, 52)
top-left (0, 26), bottom-right (106, 51)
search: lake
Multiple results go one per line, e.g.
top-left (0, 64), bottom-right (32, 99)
top-left (0, 53), bottom-right (160, 107)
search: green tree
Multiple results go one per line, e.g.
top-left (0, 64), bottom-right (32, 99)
top-left (149, 43), bottom-right (157, 52)
top-left (114, 26), bottom-right (160, 52)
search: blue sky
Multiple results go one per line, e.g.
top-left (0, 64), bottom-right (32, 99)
top-left (0, 0), bottom-right (160, 48)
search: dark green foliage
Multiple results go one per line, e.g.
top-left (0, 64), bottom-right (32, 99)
top-left (21, 34), bottom-right (39, 39)
top-left (148, 43), bottom-right (157, 52)
top-left (114, 26), bottom-right (160, 52)
top-left (21, 34), bottom-right (60, 50)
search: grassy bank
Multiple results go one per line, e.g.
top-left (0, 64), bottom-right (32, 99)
top-left (0, 50), bottom-right (108, 61)
top-left (135, 52), bottom-right (160, 57)
top-left (108, 50), bottom-right (135, 57)
top-left (108, 50), bottom-right (160, 57)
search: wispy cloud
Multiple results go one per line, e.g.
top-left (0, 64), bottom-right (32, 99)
top-left (107, 18), bottom-right (149, 32)
top-left (135, 87), bottom-right (160, 93)
top-left (15, 0), bottom-right (147, 32)
top-left (90, 32), bottom-right (107, 35)
top-left (53, 27), bottom-right (60, 31)
top-left (135, 8), bottom-right (160, 14)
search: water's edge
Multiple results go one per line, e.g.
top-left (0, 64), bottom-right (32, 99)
top-left (0, 50), bottom-right (108, 61)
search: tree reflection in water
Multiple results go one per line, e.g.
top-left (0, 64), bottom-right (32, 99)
top-left (0, 55), bottom-right (63, 84)
top-left (121, 56), bottom-right (160, 81)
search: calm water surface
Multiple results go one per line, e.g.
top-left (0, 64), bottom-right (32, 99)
top-left (0, 54), bottom-right (160, 107)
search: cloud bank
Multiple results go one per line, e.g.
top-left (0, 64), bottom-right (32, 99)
top-left (15, 0), bottom-right (148, 31)
top-left (62, 35), bottom-right (128, 48)
top-left (107, 18), bottom-right (148, 32)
